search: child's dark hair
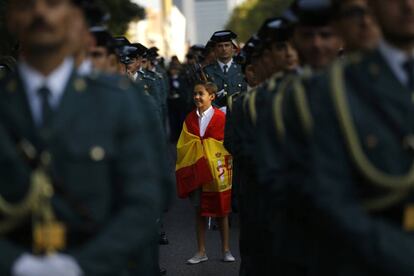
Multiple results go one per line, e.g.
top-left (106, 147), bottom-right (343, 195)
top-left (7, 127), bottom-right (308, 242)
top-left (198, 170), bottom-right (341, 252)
top-left (194, 81), bottom-right (218, 95)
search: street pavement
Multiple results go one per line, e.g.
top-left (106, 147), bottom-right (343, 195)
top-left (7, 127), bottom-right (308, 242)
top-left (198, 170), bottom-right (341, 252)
top-left (159, 198), bottom-right (240, 276)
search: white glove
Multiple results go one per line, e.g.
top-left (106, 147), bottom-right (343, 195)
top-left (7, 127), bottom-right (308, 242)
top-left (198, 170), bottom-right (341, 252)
top-left (12, 253), bottom-right (83, 276)
top-left (216, 89), bottom-right (227, 98)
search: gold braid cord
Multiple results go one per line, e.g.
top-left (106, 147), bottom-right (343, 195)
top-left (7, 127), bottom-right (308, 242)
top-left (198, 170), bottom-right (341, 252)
top-left (293, 80), bottom-right (314, 136)
top-left (248, 89), bottom-right (258, 126)
top-left (330, 61), bottom-right (413, 211)
top-left (272, 76), bottom-right (294, 142)
top-left (0, 169), bottom-right (54, 234)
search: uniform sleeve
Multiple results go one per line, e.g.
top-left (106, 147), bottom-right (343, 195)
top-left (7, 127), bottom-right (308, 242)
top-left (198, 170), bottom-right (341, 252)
top-left (72, 89), bottom-right (164, 275)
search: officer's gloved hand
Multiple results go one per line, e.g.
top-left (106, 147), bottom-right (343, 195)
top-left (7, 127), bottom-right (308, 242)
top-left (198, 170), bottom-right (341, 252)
top-left (12, 253), bottom-right (83, 276)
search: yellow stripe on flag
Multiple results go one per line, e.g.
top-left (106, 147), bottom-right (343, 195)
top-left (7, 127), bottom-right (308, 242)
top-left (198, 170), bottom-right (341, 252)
top-left (202, 138), bottom-right (232, 193)
top-left (176, 123), bottom-right (205, 171)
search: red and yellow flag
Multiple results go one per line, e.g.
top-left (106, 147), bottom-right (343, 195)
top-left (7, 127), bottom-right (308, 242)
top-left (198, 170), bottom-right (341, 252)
top-left (176, 109), bottom-right (232, 217)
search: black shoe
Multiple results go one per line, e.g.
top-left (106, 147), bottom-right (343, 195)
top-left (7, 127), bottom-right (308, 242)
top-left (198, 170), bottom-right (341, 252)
top-left (159, 232), bottom-right (169, 245)
top-left (160, 267), bottom-right (167, 275)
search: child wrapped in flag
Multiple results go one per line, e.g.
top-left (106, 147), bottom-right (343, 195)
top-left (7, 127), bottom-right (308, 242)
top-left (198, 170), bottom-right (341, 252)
top-left (176, 81), bottom-right (235, 264)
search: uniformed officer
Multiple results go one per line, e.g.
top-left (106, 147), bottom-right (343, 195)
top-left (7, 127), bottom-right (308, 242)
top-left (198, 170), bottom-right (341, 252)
top-left (224, 36), bottom-right (261, 276)
top-left (259, 0), bottom-right (414, 275)
top-left (331, 0), bottom-right (381, 53)
top-left (0, 1), bottom-right (164, 275)
top-left (145, 47), bottom-right (169, 129)
top-left (89, 27), bottom-right (119, 74)
top-left (230, 18), bottom-right (300, 275)
top-left (69, 0), bottom-right (106, 76)
top-left (291, 0), bottom-right (343, 71)
top-left (204, 30), bottom-right (247, 109)
top-left (254, 1), bottom-right (342, 275)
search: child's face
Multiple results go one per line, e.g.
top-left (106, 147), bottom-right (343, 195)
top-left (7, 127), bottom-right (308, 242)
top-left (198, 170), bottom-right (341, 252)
top-left (193, 85), bottom-right (214, 110)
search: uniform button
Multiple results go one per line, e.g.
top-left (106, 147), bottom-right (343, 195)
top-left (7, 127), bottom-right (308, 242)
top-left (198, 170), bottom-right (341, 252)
top-left (90, 146), bottom-right (105, 161)
top-left (238, 84), bottom-right (242, 87)
top-left (224, 84), bottom-right (228, 87)
top-left (366, 134), bottom-right (378, 149)
top-left (74, 78), bottom-right (87, 93)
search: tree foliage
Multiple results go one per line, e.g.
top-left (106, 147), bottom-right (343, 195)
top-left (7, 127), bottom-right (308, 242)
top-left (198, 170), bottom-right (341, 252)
top-left (102, 0), bottom-right (145, 35)
top-left (226, 0), bottom-right (294, 43)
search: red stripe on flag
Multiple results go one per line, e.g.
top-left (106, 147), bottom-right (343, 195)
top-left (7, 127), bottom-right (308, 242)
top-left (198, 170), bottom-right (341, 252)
top-left (200, 189), bottom-right (232, 217)
top-left (176, 157), bottom-right (213, 198)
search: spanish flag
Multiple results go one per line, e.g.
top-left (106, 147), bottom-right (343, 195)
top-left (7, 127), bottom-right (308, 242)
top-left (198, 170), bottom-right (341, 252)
top-left (176, 108), bottom-right (232, 217)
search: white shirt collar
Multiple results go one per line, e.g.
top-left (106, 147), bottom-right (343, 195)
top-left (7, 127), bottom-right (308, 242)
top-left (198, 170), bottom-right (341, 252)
top-left (378, 39), bottom-right (414, 86)
top-left (77, 58), bottom-right (93, 76)
top-left (217, 59), bottom-right (233, 73)
top-left (196, 105), bottom-right (214, 118)
top-left (18, 57), bottom-right (74, 125)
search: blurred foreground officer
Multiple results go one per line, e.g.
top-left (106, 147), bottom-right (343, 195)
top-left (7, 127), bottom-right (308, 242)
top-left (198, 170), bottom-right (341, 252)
top-left (254, 1), bottom-right (342, 275)
top-left (0, 0), bottom-right (163, 275)
top-left (272, 0), bottom-right (414, 275)
top-left (331, 0), bottom-right (381, 52)
top-left (205, 30), bottom-right (247, 109)
top-left (292, 0), bottom-right (342, 71)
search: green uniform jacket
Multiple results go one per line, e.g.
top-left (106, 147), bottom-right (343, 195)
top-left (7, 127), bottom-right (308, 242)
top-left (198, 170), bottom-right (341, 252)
top-left (204, 61), bottom-right (247, 107)
top-left (279, 50), bottom-right (414, 276)
top-left (0, 71), bottom-right (164, 276)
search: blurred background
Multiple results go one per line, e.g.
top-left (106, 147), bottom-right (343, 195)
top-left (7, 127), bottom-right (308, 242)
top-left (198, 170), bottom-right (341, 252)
top-left (0, 0), bottom-right (293, 61)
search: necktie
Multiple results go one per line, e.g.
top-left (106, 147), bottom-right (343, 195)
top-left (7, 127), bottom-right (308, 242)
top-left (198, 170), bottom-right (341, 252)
top-left (402, 59), bottom-right (414, 92)
top-left (223, 64), bottom-right (228, 75)
top-left (37, 86), bottom-right (53, 129)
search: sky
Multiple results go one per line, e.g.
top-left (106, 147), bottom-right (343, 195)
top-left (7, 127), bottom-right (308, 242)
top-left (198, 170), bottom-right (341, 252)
top-left (133, 0), bottom-right (161, 11)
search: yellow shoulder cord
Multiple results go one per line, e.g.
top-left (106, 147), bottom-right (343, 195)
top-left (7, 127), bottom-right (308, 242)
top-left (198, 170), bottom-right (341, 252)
top-left (330, 61), bottom-right (413, 210)
top-left (272, 76), bottom-right (294, 142)
top-left (227, 92), bottom-right (240, 113)
top-left (227, 94), bottom-right (234, 112)
top-left (248, 89), bottom-right (258, 126)
top-left (293, 79), bottom-right (314, 137)
top-left (242, 91), bottom-right (250, 115)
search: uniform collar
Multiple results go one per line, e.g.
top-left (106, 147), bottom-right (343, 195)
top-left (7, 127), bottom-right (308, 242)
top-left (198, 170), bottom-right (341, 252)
top-left (217, 59), bottom-right (233, 72)
top-left (378, 39), bottom-right (414, 86)
top-left (19, 57), bottom-right (74, 109)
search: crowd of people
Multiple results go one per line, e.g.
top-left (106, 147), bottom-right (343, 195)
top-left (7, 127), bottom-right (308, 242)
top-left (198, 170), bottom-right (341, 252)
top-left (1, 0), bottom-right (414, 275)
